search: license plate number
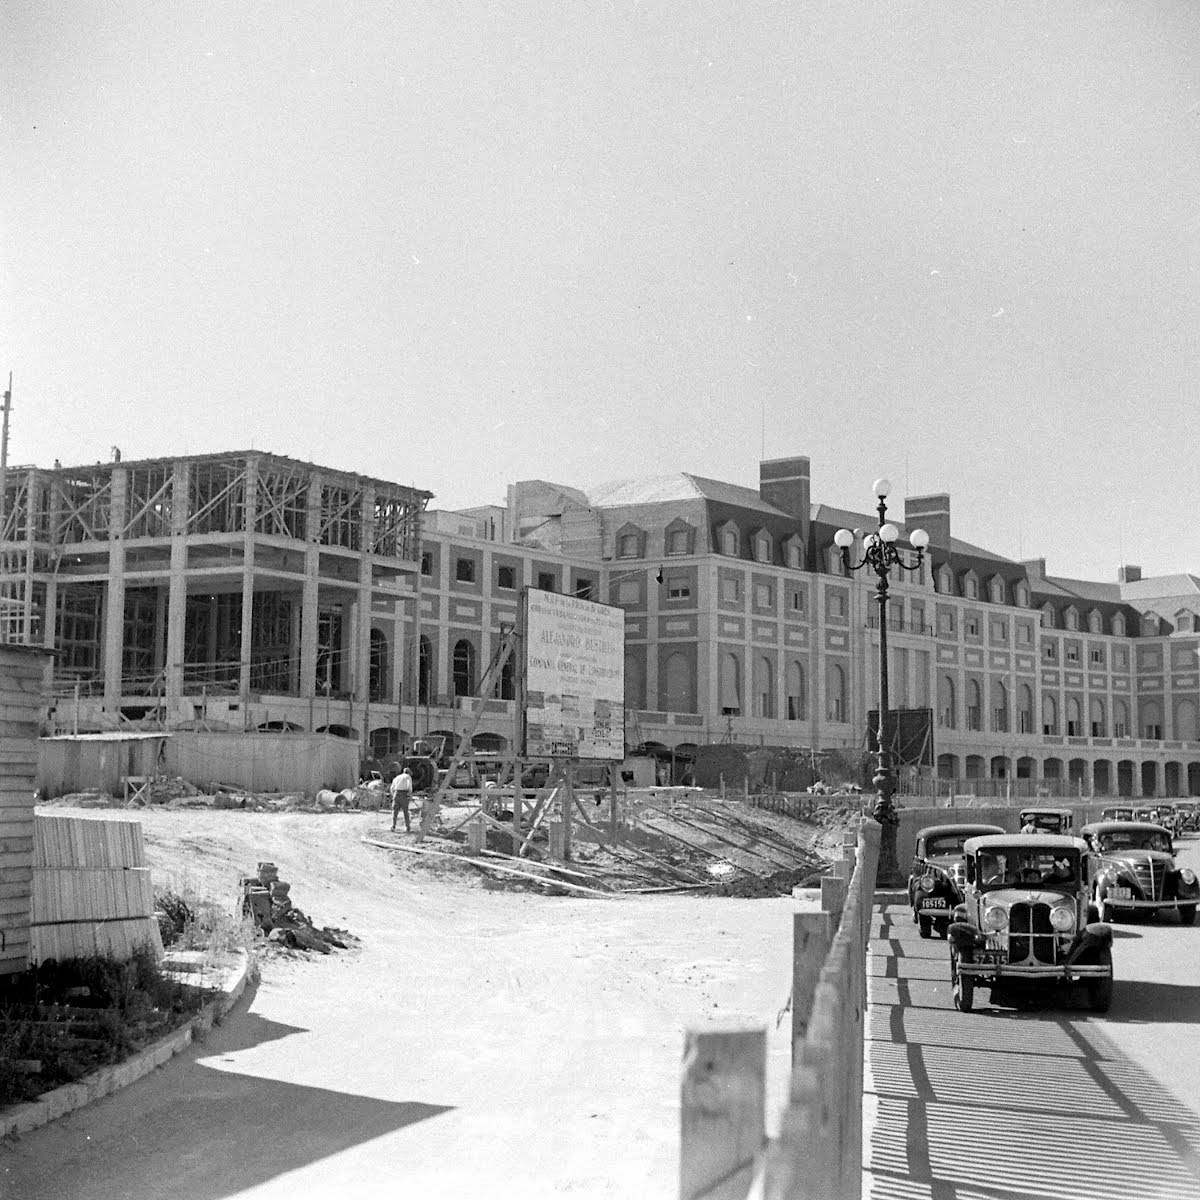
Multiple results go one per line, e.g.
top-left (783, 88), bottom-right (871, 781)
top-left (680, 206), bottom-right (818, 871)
top-left (921, 898), bottom-right (948, 909)
top-left (974, 951), bottom-right (1004, 966)
top-left (1110, 887), bottom-right (1131, 901)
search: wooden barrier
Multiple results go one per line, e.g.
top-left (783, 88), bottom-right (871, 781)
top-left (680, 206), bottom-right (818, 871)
top-left (680, 818), bottom-right (881, 1200)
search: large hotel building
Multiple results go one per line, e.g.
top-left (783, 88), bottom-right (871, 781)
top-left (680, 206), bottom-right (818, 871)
top-left (2, 449), bottom-right (1198, 798)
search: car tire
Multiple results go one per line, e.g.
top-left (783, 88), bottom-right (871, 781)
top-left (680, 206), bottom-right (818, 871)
top-left (918, 915), bottom-right (932, 939)
top-left (1088, 948), bottom-right (1113, 1014)
top-left (1178, 904), bottom-right (1197, 927)
top-left (951, 953), bottom-right (975, 1013)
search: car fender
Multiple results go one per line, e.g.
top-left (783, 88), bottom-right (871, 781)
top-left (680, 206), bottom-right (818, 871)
top-left (1174, 870), bottom-right (1200, 900)
top-left (1064, 922), bottom-right (1113, 966)
top-left (948, 921), bottom-right (984, 956)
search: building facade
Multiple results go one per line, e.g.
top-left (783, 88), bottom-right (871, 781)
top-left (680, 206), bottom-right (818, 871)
top-left (4, 449), bottom-right (1199, 797)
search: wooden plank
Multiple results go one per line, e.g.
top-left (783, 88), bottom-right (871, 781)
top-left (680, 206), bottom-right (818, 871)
top-left (791, 911), bottom-right (833, 1053)
top-left (361, 837), bottom-right (618, 898)
top-left (680, 1028), bottom-right (766, 1200)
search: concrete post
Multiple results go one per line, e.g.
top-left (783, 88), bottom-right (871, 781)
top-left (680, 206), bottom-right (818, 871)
top-left (165, 461), bottom-right (189, 719)
top-left (238, 456), bottom-right (258, 721)
top-left (102, 467), bottom-right (128, 715)
top-left (300, 472), bottom-right (322, 703)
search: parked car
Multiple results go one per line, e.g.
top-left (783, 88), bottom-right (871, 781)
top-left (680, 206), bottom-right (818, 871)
top-left (1081, 821), bottom-right (1199, 926)
top-left (1018, 807), bottom-right (1074, 835)
top-left (907, 823), bottom-right (1005, 940)
top-left (1176, 801), bottom-right (1200, 833)
top-left (1134, 806), bottom-right (1162, 827)
top-left (1101, 805), bottom-right (1135, 822)
top-left (947, 834), bottom-right (1114, 1014)
top-left (1153, 803), bottom-right (1180, 835)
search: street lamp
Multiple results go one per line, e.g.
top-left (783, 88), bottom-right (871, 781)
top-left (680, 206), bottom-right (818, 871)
top-left (836, 478), bottom-right (929, 887)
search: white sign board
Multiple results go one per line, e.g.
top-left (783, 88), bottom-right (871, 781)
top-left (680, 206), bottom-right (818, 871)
top-left (524, 588), bottom-right (624, 760)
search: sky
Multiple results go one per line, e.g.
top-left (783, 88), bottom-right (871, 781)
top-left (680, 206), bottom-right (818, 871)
top-left (3, 2), bottom-right (1198, 582)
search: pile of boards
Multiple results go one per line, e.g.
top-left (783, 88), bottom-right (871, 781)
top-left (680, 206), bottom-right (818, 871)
top-left (32, 815), bottom-right (164, 963)
top-left (240, 860), bottom-right (354, 954)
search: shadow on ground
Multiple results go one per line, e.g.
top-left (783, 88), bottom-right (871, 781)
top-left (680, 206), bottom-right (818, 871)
top-left (865, 902), bottom-right (1200, 1200)
top-left (0, 982), bottom-right (452, 1200)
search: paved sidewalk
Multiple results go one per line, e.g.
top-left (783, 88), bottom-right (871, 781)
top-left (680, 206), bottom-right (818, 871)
top-left (863, 897), bottom-right (1200, 1200)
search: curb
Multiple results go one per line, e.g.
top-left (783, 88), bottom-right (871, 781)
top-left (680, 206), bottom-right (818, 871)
top-left (0, 950), bottom-right (252, 1139)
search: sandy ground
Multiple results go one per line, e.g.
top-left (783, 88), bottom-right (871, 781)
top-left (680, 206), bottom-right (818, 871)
top-left (1, 804), bottom-right (831, 1200)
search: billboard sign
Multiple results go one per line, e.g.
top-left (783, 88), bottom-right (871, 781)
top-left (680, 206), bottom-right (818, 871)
top-left (523, 588), bottom-right (624, 760)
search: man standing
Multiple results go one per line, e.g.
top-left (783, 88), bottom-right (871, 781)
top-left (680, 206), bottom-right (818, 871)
top-left (390, 767), bottom-right (414, 833)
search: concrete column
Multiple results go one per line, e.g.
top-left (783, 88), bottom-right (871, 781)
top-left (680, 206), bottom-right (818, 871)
top-left (165, 461), bottom-right (189, 719)
top-left (238, 457), bottom-right (259, 716)
top-left (22, 469), bottom-right (39, 640)
top-left (355, 485), bottom-right (376, 705)
top-left (42, 575), bottom-right (57, 651)
top-left (102, 467), bottom-right (128, 712)
top-left (300, 472), bottom-right (322, 700)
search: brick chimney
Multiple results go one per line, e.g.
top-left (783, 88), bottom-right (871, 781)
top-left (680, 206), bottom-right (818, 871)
top-left (1118, 564), bottom-right (1142, 584)
top-left (904, 493), bottom-right (950, 551)
top-left (759, 455), bottom-right (810, 542)
top-left (1022, 558), bottom-right (1046, 581)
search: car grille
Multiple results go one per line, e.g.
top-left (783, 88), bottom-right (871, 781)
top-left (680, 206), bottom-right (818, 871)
top-left (1008, 902), bottom-right (1056, 964)
top-left (1130, 860), bottom-right (1165, 900)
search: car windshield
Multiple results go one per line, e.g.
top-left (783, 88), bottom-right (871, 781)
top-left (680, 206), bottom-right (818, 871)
top-left (1020, 813), bottom-right (1063, 832)
top-left (976, 848), bottom-right (1080, 889)
top-left (925, 834), bottom-right (971, 857)
top-left (1097, 831), bottom-right (1172, 854)
top-left (1103, 809), bottom-right (1133, 820)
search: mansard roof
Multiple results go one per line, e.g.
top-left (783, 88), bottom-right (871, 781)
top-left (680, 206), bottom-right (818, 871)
top-left (587, 474), bottom-right (787, 515)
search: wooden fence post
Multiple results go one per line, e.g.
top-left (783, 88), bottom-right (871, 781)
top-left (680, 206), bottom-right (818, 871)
top-left (821, 873), bottom-right (847, 920)
top-left (680, 1029), bottom-right (766, 1200)
top-left (791, 910), bottom-right (832, 1053)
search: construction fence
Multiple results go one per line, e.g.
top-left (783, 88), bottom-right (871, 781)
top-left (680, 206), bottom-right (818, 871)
top-left (679, 818), bottom-right (881, 1200)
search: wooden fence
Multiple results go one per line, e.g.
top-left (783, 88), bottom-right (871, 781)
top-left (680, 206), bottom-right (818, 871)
top-left (680, 819), bottom-right (881, 1200)
top-left (31, 815), bottom-right (163, 964)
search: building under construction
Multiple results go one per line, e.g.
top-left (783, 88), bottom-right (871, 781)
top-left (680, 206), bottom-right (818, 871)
top-left (0, 451), bottom-right (429, 748)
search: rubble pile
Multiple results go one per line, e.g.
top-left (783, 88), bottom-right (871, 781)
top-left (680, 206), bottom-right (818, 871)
top-left (240, 861), bottom-right (357, 954)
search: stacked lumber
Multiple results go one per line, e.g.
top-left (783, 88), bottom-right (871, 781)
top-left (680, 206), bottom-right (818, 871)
top-left (31, 815), bottom-right (164, 965)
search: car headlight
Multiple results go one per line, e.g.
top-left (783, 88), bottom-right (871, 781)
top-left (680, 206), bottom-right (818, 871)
top-left (918, 873), bottom-right (936, 893)
top-left (1180, 868), bottom-right (1196, 886)
top-left (982, 905), bottom-right (1008, 932)
top-left (1050, 905), bottom-right (1075, 932)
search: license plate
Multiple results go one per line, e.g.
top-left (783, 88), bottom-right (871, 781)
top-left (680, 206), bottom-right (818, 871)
top-left (974, 950), bottom-right (1004, 966)
top-left (1110, 887), bottom-right (1131, 901)
top-left (921, 898), bottom-right (948, 909)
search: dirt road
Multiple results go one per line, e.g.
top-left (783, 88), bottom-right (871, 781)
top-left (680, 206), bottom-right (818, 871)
top-left (1, 808), bottom-right (804, 1199)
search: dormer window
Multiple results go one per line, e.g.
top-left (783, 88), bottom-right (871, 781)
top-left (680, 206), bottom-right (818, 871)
top-left (1040, 603), bottom-right (1056, 629)
top-left (826, 542), bottom-right (847, 576)
top-left (784, 534), bottom-right (804, 570)
top-left (936, 564), bottom-right (953, 595)
top-left (1141, 611), bottom-right (1160, 637)
top-left (1087, 609), bottom-right (1103, 634)
top-left (752, 528), bottom-right (773, 564)
top-left (1013, 580), bottom-right (1029, 607)
top-left (1063, 606), bottom-right (1079, 632)
top-left (988, 575), bottom-right (1006, 605)
top-left (1111, 612), bottom-right (1126, 638)
top-left (716, 521), bottom-right (740, 557)
top-left (961, 571), bottom-right (979, 600)
top-left (664, 518), bottom-right (695, 557)
top-left (615, 523), bottom-right (646, 559)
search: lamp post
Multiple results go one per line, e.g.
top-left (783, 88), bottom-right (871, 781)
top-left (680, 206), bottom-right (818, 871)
top-left (835, 479), bottom-right (929, 887)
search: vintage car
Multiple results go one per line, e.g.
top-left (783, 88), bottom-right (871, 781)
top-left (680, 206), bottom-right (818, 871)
top-left (1081, 821), bottom-right (1199, 925)
top-left (1101, 805), bottom-right (1135, 823)
top-left (1153, 803), bottom-right (1180, 835)
top-left (908, 823), bottom-right (1005, 939)
top-left (1176, 801), bottom-right (1200, 833)
top-left (1133, 806), bottom-right (1162, 827)
top-left (1018, 807), bottom-right (1074, 835)
top-left (947, 834), bottom-right (1114, 1014)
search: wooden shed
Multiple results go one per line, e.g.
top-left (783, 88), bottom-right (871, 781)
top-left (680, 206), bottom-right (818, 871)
top-left (37, 731), bottom-right (168, 799)
top-left (0, 643), bottom-right (53, 978)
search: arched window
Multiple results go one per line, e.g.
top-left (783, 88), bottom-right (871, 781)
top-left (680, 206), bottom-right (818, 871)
top-left (753, 529), bottom-right (773, 564)
top-left (784, 535), bottom-right (804, 570)
top-left (989, 576), bottom-right (1006, 605)
top-left (991, 679), bottom-right (1008, 732)
top-left (938, 674), bottom-right (956, 729)
top-left (936, 564), bottom-right (954, 595)
top-left (966, 679), bottom-right (982, 730)
top-left (1090, 697), bottom-right (1106, 738)
top-left (452, 639), bottom-right (477, 696)
top-left (1014, 580), bottom-right (1029, 607)
top-left (1141, 612), bottom-right (1160, 636)
top-left (1113, 697), bottom-right (1129, 738)
top-left (1018, 682), bottom-right (1034, 733)
top-left (1066, 695), bottom-right (1082, 737)
top-left (1176, 698), bottom-right (1198, 742)
top-left (720, 652), bottom-right (741, 715)
top-left (826, 543), bottom-right (846, 576)
top-left (753, 654), bottom-right (774, 718)
top-left (662, 651), bottom-right (696, 714)
top-left (1111, 612), bottom-right (1126, 637)
top-left (1088, 609), bottom-right (1103, 634)
top-left (1040, 603), bottom-right (1056, 629)
top-left (826, 662), bottom-right (846, 722)
top-left (417, 635), bottom-right (432, 704)
top-left (1043, 694), bottom-right (1058, 735)
top-left (369, 628), bottom-right (388, 702)
top-left (1141, 699), bottom-right (1163, 740)
top-left (1064, 606), bottom-right (1079, 632)
top-left (665, 523), bottom-right (693, 556)
top-left (962, 572), bottom-right (979, 600)
top-left (495, 654), bottom-right (515, 701)
top-left (616, 524), bottom-right (645, 559)
top-left (625, 650), bottom-right (646, 710)
top-left (786, 661), bottom-right (806, 720)
top-left (718, 523), bottom-right (740, 557)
